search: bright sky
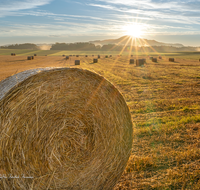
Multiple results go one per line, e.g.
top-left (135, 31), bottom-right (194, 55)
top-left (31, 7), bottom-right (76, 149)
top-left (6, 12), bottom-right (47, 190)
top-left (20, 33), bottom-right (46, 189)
top-left (0, 0), bottom-right (200, 46)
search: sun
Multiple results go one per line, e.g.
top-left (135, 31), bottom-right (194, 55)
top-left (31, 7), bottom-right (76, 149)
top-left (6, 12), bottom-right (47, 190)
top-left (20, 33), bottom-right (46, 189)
top-left (123, 24), bottom-right (144, 38)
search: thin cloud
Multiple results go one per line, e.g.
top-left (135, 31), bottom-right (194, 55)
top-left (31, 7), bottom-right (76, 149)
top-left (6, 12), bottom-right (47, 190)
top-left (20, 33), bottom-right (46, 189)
top-left (89, 1), bottom-right (200, 25)
top-left (0, 0), bottom-right (53, 17)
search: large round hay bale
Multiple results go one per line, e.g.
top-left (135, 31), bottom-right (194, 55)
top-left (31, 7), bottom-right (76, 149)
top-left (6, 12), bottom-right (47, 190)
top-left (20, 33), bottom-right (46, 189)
top-left (0, 68), bottom-right (133, 190)
top-left (27, 56), bottom-right (32, 60)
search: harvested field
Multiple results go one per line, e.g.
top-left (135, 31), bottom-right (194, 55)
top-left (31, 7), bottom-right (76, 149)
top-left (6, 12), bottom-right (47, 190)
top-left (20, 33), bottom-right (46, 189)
top-left (0, 53), bottom-right (200, 189)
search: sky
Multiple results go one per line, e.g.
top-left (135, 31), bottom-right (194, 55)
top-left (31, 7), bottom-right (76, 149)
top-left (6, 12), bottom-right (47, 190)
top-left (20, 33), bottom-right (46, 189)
top-left (0, 0), bottom-right (200, 46)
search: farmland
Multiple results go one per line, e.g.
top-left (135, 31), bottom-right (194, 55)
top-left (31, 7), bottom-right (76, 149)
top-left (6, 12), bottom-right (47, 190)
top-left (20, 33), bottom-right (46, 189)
top-left (0, 50), bottom-right (200, 189)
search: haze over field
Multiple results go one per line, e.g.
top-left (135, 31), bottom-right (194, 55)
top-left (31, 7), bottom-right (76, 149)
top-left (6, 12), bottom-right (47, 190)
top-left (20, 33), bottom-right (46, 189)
top-left (0, 0), bottom-right (200, 46)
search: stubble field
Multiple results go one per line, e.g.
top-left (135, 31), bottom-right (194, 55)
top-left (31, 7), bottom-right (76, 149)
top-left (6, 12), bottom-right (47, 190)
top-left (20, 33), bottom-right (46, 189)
top-left (0, 50), bottom-right (200, 189)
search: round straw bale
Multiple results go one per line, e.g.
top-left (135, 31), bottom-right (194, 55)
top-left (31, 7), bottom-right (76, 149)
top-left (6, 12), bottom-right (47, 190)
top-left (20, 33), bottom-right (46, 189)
top-left (85, 55), bottom-right (88, 57)
top-left (152, 58), bottom-right (157, 62)
top-left (27, 56), bottom-right (32, 60)
top-left (105, 55), bottom-right (108, 58)
top-left (0, 68), bottom-right (133, 190)
top-left (130, 59), bottom-right (134, 64)
top-left (11, 53), bottom-right (13, 56)
top-left (93, 58), bottom-right (98, 63)
top-left (62, 55), bottom-right (65, 57)
top-left (31, 56), bottom-right (34, 59)
top-left (34, 54), bottom-right (37, 56)
top-left (76, 55), bottom-right (79, 57)
top-left (66, 56), bottom-right (69, 60)
top-left (110, 55), bottom-right (112, 57)
top-left (75, 60), bottom-right (80, 65)
top-left (98, 55), bottom-right (100, 58)
top-left (136, 59), bottom-right (145, 66)
top-left (142, 58), bottom-right (146, 63)
top-left (169, 58), bottom-right (174, 62)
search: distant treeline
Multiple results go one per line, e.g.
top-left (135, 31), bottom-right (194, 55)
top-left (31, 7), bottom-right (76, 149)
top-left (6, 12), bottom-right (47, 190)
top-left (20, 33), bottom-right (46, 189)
top-left (1, 43), bottom-right (39, 50)
top-left (51, 42), bottom-right (198, 52)
top-left (1, 42), bottom-right (199, 52)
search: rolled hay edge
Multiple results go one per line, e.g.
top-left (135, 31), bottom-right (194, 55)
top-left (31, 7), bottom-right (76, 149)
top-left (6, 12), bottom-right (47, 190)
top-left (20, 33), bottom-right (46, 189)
top-left (0, 67), bottom-right (133, 190)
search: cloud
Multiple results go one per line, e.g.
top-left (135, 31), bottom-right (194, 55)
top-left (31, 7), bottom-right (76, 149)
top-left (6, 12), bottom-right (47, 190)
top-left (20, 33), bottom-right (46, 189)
top-left (0, 0), bottom-right (53, 17)
top-left (89, 0), bottom-right (200, 25)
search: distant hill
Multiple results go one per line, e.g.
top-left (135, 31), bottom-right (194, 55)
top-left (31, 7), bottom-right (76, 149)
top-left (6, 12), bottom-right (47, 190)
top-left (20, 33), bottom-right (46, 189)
top-left (89, 36), bottom-right (184, 47)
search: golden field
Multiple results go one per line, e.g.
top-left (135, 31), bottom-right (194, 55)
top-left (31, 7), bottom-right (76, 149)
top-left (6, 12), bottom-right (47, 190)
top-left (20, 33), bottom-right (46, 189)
top-left (0, 52), bottom-right (200, 189)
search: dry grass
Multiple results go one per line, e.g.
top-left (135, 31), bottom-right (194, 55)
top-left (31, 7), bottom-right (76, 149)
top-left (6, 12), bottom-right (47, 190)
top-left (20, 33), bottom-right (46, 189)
top-left (0, 54), bottom-right (200, 189)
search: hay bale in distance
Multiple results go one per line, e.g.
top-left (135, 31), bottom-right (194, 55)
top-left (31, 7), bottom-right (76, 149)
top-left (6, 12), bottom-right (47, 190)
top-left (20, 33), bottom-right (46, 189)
top-left (62, 55), bottom-right (65, 57)
top-left (98, 55), bottom-right (100, 58)
top-left (0, 68), bottom-right (132, 190)
top-left (31, 56), bottom-right (34, 59)
top-left (66, 56), bottom-right (69, 60)
top-left (34, 54), bottom-right (37, 56)
top-left (76, 55), bottom-right (79, 57)
top-left (105, 55), bottom-right (108, 58)
top-left (27, 56), bottom-right (32, 60)
top-left (169, 58), bottom-right (175, 62)
top-left (136, 59), bottom-right (145, 66)
top-left (110, 55), bottom-right (112, 57)
top-left (85, 55), bottom-right (88, 57)
top-left (75, 60), bottom-right (80, 65)
top-left (11, 53), bottom-right (13, 56)
top-left (142, 58), bottom-right (146, 63)
top-left (152, 58), bottom-right (157, 62)
top-left (93, 58), bottom-right (98, 63)
top-left (159, 56), bottom-right (162, 59)
top-left (130, 59), bottom-right (134, 64)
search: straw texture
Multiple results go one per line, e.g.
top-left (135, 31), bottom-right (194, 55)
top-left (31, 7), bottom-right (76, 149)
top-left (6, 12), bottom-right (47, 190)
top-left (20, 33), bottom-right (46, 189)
top-left (0, 68), bottom-right (133, 190)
